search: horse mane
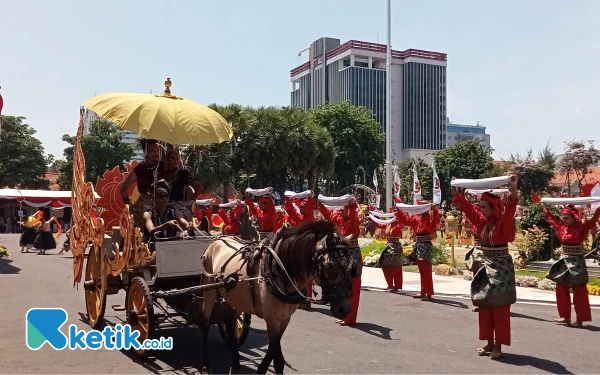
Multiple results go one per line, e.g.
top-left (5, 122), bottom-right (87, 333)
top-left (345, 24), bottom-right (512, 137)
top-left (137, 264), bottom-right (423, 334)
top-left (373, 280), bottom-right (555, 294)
top-left (275, 221), bottom-right (337, 280)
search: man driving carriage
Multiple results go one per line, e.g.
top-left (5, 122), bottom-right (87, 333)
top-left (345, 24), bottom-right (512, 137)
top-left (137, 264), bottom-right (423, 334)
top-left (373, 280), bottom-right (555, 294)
top-left (142, 182), bottom-right (192, 247)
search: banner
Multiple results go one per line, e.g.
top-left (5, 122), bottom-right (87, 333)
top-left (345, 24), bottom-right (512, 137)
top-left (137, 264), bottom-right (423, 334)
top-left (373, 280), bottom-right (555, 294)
top-left (413, 164), bottom-right (422, 204)
top-left (432, 162), bottom-right (441, 205)
top-left (373, 169), bottom-right (380, 209)
top-left (393, 166), bottom-right (401, 199)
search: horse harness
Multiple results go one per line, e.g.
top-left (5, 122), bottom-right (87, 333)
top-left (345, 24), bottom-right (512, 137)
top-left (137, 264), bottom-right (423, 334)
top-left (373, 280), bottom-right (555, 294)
top-left (202, 230), bottom-right (352, 307)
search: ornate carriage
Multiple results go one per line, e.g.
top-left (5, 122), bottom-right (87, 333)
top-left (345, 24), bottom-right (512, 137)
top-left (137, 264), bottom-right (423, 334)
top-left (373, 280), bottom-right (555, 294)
top-left (71, 87), bottom-right (250, 358)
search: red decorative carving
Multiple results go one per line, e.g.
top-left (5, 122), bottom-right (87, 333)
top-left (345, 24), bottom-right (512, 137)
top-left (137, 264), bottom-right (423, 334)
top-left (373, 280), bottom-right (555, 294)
top-left (95, 161), bottom-right (139, 232)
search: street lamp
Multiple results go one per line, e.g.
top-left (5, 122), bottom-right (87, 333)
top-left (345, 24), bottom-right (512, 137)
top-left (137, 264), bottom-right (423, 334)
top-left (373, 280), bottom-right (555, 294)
top-left (445, 213), bottom-right (458, 268)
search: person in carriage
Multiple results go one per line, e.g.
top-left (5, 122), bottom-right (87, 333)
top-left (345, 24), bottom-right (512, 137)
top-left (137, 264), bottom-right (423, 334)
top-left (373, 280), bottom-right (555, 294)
top-left (120, 139), bottom-right (163, 229)
top-left (167, 169), bottom-right (196, 223)
top-left (142, 182), bottom-right (191, 248)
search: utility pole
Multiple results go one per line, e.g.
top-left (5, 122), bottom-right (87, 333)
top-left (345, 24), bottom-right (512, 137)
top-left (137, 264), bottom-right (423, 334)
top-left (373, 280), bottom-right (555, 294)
top-left (385, 0), bottom-right (393, 210)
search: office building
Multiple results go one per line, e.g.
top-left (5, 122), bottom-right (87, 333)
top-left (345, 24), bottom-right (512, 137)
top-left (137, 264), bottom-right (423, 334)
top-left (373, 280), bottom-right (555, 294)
top-left (290, 37), bottom-right (447, 163)
top-left (445, 120), bottom-right (490, 149)
top-left (83, 109), bottom-right (144, 162)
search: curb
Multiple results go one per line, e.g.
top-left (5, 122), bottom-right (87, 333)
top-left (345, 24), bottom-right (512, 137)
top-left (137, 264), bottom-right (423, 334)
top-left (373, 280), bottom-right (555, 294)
top-left (361, 282), bottom-right (600, 307)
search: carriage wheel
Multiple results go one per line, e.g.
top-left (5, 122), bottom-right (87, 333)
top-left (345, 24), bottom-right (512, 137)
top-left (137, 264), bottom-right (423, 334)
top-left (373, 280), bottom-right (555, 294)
top-left (219, 312), bottom-right (251, 347)
top-left (126, 276), bottom-right (155, 358)
top-left (84, 245), bottom-right (106, 330)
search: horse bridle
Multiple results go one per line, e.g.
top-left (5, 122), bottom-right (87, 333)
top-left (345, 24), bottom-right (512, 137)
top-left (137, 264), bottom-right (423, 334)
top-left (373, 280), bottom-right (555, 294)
top-left (310, 235), bottom-right (355, 304)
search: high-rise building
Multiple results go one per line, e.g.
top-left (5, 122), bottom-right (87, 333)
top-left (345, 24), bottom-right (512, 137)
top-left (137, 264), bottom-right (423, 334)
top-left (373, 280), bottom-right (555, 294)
top-left (445, 120), bottom-right (491, 149)
top-left (290, 37), bottom-right (447, 163)
top-left (83, 109), bottom-right (144, 162)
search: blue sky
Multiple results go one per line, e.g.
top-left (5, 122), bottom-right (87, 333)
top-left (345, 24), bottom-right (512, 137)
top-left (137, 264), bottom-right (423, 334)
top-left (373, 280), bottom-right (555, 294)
top-left (1, 0), bottom-right (599, 161)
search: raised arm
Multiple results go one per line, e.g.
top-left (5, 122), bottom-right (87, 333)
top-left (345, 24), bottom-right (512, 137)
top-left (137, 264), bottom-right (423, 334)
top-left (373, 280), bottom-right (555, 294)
top-left (284, 197), bottom-right (304, 223)
top-left (584, 208), bottom-right (600, 231)
top-left (542, 206), bottom-right (562, 232)
top-left (318, 203), bottom-right (334, 221)
top-left (218, 208), bottom-right (231, 226)
top-left (452, 192), bottom-right (485, 229)
top-left (394, 209), bottom-right (419, 228)
top-left (245, 196), bottom-right (259, 217)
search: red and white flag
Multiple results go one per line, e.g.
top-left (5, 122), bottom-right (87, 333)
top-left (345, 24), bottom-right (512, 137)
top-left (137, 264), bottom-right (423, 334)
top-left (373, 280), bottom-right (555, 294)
top-left (373, 169), bottom-right (380, 209)
top-left (413, 164), bottom-right (422, 204)
top-left (432, 162), bottom-right (441, 205)
top-left (393, 166), bottom-right (401, 200)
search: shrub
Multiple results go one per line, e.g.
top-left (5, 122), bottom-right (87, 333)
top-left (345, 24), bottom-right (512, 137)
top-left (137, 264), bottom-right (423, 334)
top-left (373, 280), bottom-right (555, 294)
top-left (520, 203), bottom-right (560, 260)
top-left (431, 239), bottom-right (450, 265)
top-left (515, 275), bottom-right (540, 288)
top-left (515, 225), bottom-right (549, 266)
top-left (537, 278), bottom-right (556, 291)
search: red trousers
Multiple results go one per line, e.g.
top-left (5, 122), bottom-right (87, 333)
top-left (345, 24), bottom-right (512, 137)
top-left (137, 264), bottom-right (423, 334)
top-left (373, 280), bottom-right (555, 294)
top-left (416, 259), bottom-right (434, 296)
top-left (341, 276), bottom-right (361, 325)
top-left (382, 267), bottom-right (403, 289)
top-left (478, 305), bottom-right (511, 345)
top-left (556, 284), bottom-right (592, 322)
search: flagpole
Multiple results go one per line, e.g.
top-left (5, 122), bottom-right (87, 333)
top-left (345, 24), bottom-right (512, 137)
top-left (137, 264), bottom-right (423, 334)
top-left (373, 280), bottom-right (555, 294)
top-left (385, 0), bottom-right (393, 210)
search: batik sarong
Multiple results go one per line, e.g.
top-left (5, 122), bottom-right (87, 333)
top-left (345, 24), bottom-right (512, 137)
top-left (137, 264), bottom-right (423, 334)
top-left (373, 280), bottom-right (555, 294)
top-left (471, 247), bottom-right (517, 308)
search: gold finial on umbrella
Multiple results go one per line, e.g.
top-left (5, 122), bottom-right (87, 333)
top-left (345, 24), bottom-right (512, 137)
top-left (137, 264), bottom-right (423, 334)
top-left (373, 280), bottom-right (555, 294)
top-left (164, 77), bottom-right (172, 95)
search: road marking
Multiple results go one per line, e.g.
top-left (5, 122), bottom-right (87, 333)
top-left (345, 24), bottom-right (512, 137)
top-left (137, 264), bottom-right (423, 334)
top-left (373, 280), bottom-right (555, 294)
top-left (316, 368), bottom-right (332, 372)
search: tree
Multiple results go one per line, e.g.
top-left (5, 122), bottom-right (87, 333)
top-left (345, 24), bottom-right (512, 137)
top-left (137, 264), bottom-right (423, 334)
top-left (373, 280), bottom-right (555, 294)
top-left (0, 115), bottom-right (49, 189)
top-left (433, 140), bottom-right (494, 202)
top-left (556, 139), bottom-right (600, 195)
top-left (510, 161), bottom-right (554, 205)
top-left (395, 158), bottom-right (433, 203)
top-left (537, 141), bottom-right (557, 171)
top-left (309, 101), bottom-right (385, 193)
top-left (57, 119), bottom-right (135, 189)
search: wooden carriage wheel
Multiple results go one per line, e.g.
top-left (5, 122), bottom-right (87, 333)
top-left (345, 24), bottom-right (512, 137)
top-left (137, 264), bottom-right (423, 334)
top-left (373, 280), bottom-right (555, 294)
top-left (219, 312), bottom-right (251, 347)
top-left (84, 246), bottom-right (107, 330)
top-left (126, 276), bottom-right (155, 357)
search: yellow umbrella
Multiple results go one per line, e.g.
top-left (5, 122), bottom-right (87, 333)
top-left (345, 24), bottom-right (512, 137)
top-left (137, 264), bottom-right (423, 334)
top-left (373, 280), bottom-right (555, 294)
top-left (83, 78), bottom-right (232, 146)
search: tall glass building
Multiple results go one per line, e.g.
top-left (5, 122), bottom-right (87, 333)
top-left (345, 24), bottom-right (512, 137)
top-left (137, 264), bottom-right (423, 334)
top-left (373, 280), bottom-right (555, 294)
top-left (290, 38), bottom-right (447, 163)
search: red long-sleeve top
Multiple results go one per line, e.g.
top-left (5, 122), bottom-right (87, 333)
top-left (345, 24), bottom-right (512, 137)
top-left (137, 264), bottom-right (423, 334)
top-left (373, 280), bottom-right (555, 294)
top-left (276, 211), bottom-right (289, 230)
top-left (453, 193), bottom-right (517, 246)
top-left (394, 209), bottom-right (439, 236)
top-left (193, 207), bottom-right (213, 223)
top-left (284, 197), bottom-right (317, 225)
top-left (372, 219), bottom-right (405, 238)
top-left (318, 202), bottom-right (360, 239)
top-left (543, 208), bottom-right (600, 246)
top-left (245, 197), bottom-right (277, 232)
top-left (218, 205), bottom-right (243, 234)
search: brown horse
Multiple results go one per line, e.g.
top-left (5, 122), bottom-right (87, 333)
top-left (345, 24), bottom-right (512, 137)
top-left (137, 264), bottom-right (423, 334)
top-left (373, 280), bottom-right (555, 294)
top-left (200, 221), bottom-right (356, 374)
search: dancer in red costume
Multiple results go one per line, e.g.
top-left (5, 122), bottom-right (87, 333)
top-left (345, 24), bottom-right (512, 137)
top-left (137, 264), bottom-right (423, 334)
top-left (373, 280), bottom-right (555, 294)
top-left (193, 199), bottom-right (214, 233)
top-left (395, 201), bottom-right (439, 301)
top-left (284, 191), bottom-right (317, 225)
top-left (218, 201), bottom-right (244, 235)
top-left (318, 196), bottom-right (361, 326)
top-left (369, 208), bottom-right (404, 291)
top-left (245, 187), bottom-right (278, 239)
top-left (542, 202), bottom-right (600, 327)
top-left (452, 176), bottom-right (518, 360)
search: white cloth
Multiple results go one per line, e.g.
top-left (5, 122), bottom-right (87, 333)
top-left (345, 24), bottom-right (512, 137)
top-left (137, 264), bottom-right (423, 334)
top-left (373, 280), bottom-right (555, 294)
top-left (284, 190), bottom-right (312, 199)
top-left (541, 197), bottom-right (600, 205)
top-left (369, 213), bottom-right (396, 225)
top-left (318, 194), bottom-right (352, 207)
top-left (395, 203), bottom-right (431, 215)
top-left (196, 199), bottom-right (214, 206)
top-left (591, 183), bottom-right (600, 212)
top-left (246, 187), bottom-right (271, 197)
top-left (369, 211), bottom-right (396, 219)
top-left (465, 188), bottom-right (509, 197)
top-left (275, 205), bottom-right (285, 213)
top-left (219, 201), bottom-right (242, 209)
top-left (450, 176), bottom-right (510, 189)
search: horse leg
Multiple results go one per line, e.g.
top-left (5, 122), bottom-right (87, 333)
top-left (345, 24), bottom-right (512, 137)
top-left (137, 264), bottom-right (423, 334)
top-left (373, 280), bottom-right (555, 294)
top-left (256, 320), bottom-right (280, 374)
top-left (200, 289), bottom-right (218, 374)
top-left (223, 310), bottom-right (241, 374)
top-left (272, 317), bottom-right (291, 375)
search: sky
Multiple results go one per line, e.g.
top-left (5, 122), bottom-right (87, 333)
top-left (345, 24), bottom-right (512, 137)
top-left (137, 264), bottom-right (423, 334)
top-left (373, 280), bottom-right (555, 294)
top-left (1, 0), bottom-right (599, 161)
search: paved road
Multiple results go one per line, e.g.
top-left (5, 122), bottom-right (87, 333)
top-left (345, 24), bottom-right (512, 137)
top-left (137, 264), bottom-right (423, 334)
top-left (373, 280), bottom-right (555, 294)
top-left (1, 233), bottom-right (599, 374)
